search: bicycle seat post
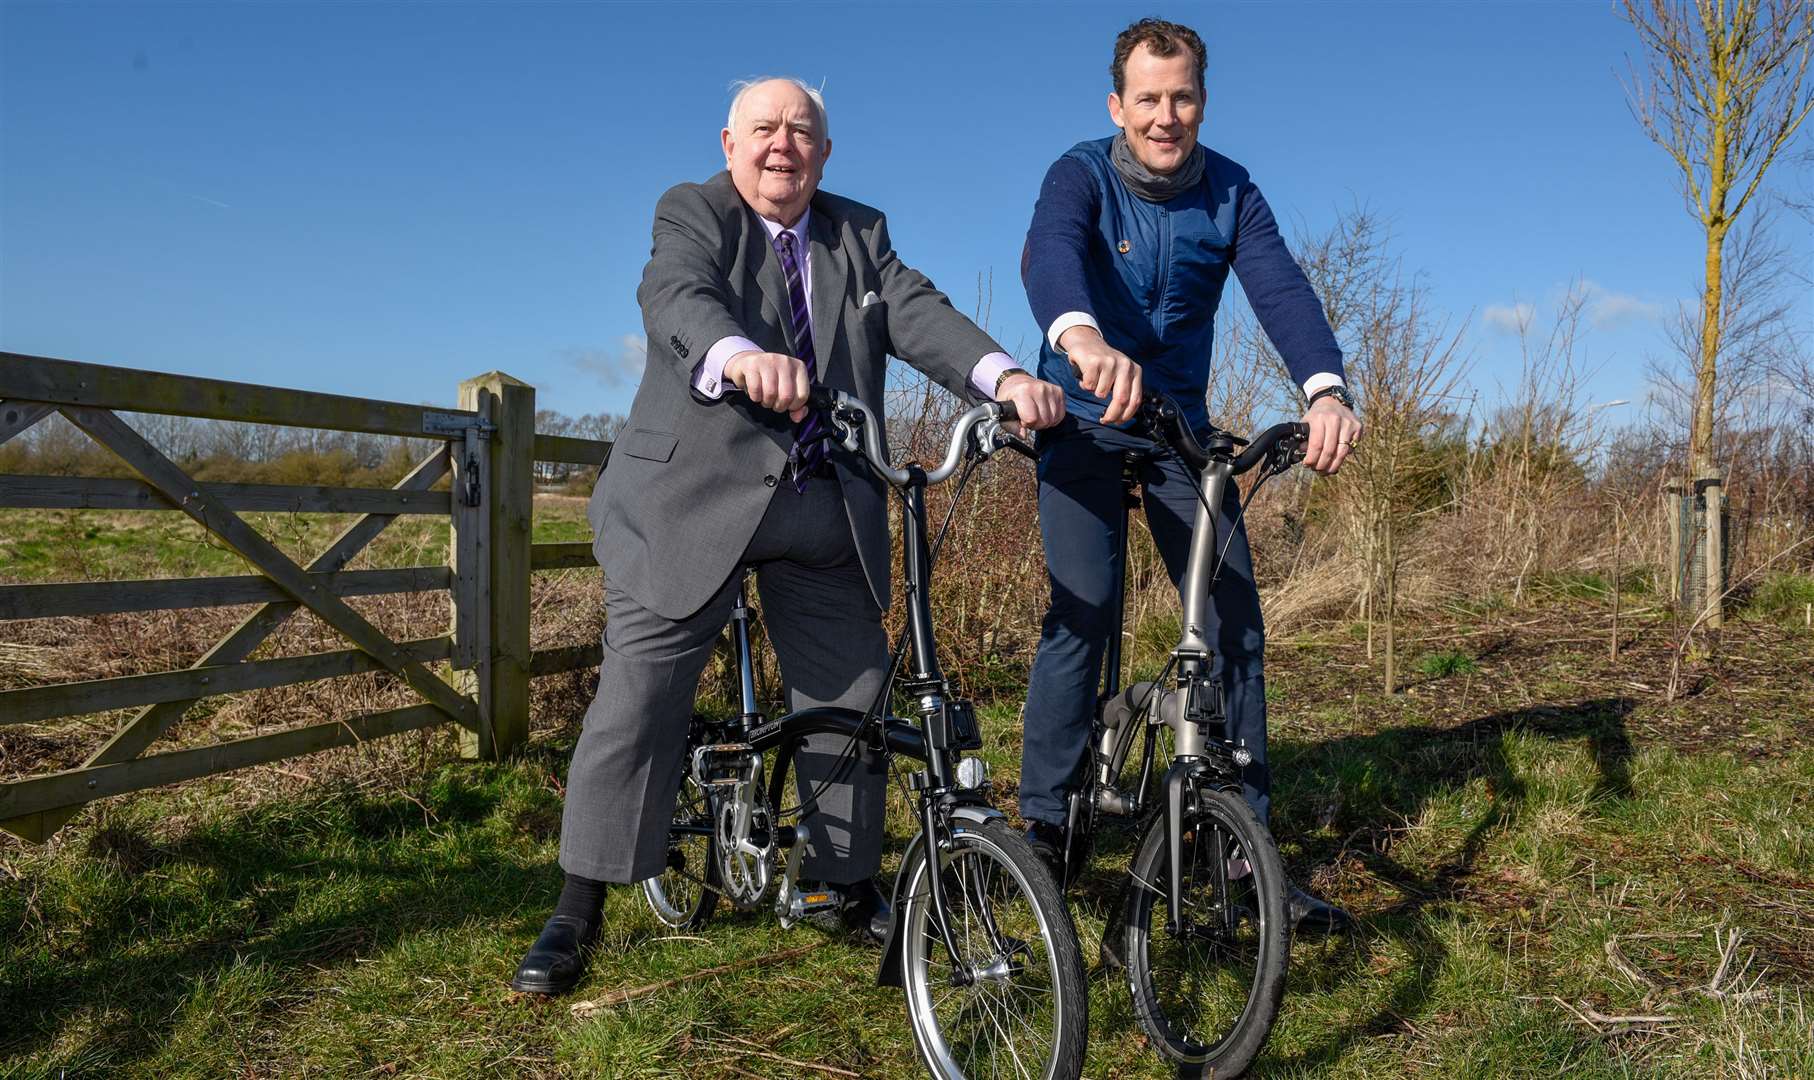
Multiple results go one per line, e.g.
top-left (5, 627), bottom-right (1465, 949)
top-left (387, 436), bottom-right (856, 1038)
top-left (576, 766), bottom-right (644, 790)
top-left (731, 567), bottom-right (760, 728)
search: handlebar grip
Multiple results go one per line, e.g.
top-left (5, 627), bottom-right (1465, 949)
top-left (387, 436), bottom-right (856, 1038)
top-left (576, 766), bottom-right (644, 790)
top-left (807, 386), bottom-right (836, 412)
top-left (993, 399), bottom-right (1019, 423)
top-left (1230, 422), bottom-right (1311, 474)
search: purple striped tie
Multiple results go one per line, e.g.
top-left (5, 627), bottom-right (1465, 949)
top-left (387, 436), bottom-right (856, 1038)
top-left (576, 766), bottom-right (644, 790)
top-left (775, 231), bottom-right (826, 490)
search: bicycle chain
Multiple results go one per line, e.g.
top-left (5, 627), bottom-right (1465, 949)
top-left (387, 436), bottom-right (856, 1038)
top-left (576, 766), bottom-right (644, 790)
top-left (659, 857), bottom-right (734, 901)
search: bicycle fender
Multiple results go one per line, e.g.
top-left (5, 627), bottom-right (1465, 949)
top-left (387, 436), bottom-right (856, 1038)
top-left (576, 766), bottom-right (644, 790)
top-left (875, 804), bottom-right (1001, 987)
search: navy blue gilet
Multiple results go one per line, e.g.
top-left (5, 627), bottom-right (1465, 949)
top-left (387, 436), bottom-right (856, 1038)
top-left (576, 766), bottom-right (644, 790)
top-left (1033, 137), bottom-right (1251, 434)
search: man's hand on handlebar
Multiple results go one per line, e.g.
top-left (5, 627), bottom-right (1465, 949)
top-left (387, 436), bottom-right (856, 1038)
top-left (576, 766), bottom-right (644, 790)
top-left (994, 371), bottom-right (1066, 434)
top-left (1301, 394), bottom-right (1362, 475)
top-left (1057, 326), bottom-right (1143, 425)
top-left (724, 350), bottom-right (812, 421)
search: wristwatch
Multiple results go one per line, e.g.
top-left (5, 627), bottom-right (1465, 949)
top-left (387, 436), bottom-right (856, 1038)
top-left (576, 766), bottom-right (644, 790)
top-left (993, 366), bottom-right (1031, 398)
top-left (1306, 383), bottom-right (1356, 410)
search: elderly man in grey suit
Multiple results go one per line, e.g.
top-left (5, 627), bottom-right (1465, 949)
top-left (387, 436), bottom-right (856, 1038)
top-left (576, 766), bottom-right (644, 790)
top-left (513, 77), bottom-right (1065, 995)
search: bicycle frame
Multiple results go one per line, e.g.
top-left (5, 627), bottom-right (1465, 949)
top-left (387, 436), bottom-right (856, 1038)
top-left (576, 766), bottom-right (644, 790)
top-left (1076, 412), bottom-right (1300, 935)
top-left (1086, 443), bottom-right (1244, 815)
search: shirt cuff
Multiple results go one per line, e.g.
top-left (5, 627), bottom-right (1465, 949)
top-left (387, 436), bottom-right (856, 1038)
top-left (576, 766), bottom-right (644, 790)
top-left (1303, 372), bottom-right (1346, 399)
top-left (1046, 311), bottom-right (1099, 353)
top-left (969, 352), bottom-right (1021, 399)
top-left (694, 336), bottom-right (761, 399)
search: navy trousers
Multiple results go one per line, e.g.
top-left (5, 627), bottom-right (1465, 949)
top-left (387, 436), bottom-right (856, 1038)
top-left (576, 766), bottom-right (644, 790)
top-left (1018, 417), bottom-right (1271, 827)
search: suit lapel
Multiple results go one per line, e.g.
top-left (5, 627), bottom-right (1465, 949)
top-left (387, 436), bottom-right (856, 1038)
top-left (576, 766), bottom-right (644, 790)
top-left (737, 190), bottom-right (848, 371)
top-left (745, 205), bottom-right (796, 355)
top-left (807, 205), bottom-right (849, 387)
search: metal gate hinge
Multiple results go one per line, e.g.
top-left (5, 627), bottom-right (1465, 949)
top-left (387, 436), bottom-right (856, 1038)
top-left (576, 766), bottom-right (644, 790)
top-left (422, 411), bottom-right (496, 439)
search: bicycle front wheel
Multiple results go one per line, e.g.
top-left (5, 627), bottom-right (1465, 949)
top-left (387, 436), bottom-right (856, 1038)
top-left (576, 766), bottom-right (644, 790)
top-left (1119, 785), bottom-right (1289, 1078)
top-left (899, 817), bottom-right (1087, 1080)
top-left (641, 772), bottom-right (718, 930)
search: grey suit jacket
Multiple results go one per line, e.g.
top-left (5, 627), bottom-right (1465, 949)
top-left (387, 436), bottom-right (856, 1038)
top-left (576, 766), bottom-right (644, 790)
top-left (591, 172), bottom-right (1005, 620)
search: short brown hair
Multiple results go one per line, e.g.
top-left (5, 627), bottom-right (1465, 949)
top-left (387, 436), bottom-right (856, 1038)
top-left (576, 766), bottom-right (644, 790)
top-left (1111, 18), bottom-right (1206, 95)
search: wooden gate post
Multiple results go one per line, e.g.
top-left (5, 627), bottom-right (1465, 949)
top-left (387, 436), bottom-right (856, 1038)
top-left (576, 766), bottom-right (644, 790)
top-left (456, 372), bottom-right (534, 760)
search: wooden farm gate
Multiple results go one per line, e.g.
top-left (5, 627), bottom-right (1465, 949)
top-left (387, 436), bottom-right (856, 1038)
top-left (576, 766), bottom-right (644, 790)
top-left (0, 354), bottom-right (610, 842)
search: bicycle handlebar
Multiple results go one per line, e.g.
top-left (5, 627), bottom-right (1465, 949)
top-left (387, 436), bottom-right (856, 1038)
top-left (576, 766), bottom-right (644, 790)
top-left (1138, 394), bottom-right (1308, 475)
top-left (807, 387), bottom-right (1019, 488)
top-left (720, 384), bottom-right (1028, 483)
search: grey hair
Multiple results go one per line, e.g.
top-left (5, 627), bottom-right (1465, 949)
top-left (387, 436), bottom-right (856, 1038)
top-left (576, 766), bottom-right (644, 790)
top-left (725, 77), bottom-right (830, 143)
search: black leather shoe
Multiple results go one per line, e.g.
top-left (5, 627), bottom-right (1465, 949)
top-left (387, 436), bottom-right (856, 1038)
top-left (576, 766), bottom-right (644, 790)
top-left (1024, 821), bottom-right (1067, 887)
top-left (510, 914), bottom-right (599, 995)
top-left (830, 878), bottom-right (892, 946)
top-left (1288, 885), bottom-right (1354, 936)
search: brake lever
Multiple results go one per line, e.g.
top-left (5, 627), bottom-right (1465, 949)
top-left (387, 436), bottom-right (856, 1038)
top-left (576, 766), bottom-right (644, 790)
top-left (972, 415), bottom-right (1037, 461)
top-left (1268, 433), bottom-right (1307, 477)
top-left (820, 399), bottom-right (866, 454)
top-left (972, 415), bottom-right (1007, 459)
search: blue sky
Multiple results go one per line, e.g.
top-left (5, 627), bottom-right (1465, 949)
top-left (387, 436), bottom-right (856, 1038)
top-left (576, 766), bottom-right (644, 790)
top-left (3, 1), bottom-right (1806, 425)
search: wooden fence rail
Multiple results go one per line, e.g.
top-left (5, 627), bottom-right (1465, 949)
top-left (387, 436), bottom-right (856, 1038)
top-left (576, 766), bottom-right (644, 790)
top-left (0, 353), bottom-right (612, 842)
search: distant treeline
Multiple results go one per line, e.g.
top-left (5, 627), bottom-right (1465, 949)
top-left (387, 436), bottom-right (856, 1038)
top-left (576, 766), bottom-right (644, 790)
top-left (0, 408), bottom-right (628, 490)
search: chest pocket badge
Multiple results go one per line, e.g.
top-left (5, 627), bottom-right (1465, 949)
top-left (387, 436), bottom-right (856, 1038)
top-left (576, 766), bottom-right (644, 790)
top-left (1118, 240), bottom-right (1131, 254)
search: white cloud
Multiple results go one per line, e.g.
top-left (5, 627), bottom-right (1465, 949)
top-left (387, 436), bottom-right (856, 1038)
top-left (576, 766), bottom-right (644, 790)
top-left (1578, 280), bottom-right (1663, 330)
top-left (565, 333), bottom-right (648, 388)
top-left (1483, 281), bottom-right (1664, 338)
top-left (1482, 302), bottom-right (1534, 335)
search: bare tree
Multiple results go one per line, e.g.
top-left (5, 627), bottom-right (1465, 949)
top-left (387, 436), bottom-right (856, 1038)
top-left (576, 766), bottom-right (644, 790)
top-left (1239, 203), bottom-right (1397, 417)
top-left (1647, 209), bottom-right (1806, 443)
top-left (1473, 282), bottom-right (1600, 604)
top-left (1337, 269), bottom-right (1468, 692)
top-left (1621, 0), bottom-right (1814, 481)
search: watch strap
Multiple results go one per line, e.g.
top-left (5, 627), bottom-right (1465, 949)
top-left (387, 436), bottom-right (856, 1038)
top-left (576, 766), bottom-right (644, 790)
top-left (993, 366), bottom-right (1030, 399)
top-left (1307, 384), bottom-right (1352, 408)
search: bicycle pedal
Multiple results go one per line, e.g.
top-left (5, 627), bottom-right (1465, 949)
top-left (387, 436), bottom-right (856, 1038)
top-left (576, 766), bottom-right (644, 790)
top-left (784, 885), bottom-right (844, 922)
top-left (691, 742), bottom-right (757, 786)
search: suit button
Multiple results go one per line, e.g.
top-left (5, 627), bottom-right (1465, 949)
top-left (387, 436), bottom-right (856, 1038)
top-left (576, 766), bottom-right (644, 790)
top-left (763, 474), bottom-right (777, 487)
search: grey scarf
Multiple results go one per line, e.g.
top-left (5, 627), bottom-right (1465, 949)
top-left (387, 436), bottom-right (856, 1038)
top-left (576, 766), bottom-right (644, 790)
top-left (1110, 131), bottom-right (1205, 203)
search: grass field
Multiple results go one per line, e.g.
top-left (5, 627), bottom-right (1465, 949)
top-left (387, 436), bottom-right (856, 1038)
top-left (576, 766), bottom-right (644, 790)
top-left (3, 502), bottom-right (1812, 1078)
top-left (0, 496), bottom-right (595, 585)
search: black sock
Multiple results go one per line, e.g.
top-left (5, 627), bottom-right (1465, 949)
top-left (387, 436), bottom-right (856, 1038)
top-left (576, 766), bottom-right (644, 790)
top-left (553, 872), bottom-right (608, 925)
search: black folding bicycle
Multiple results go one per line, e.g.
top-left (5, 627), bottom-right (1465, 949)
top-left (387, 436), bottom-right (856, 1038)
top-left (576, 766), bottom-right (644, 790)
top-left (640, 390), bottom-right (1087, 1080)
top-left (1050, 394), bottom-right (1311, 1078)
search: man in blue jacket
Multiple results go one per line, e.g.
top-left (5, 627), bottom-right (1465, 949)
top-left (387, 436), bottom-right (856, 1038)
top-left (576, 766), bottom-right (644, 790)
top-left (1018, 18), bottom-right (1362, 932)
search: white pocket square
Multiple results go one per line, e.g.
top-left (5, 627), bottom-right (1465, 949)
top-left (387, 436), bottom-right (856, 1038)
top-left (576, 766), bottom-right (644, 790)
top-left (861, 291), bottom-right (881, 307)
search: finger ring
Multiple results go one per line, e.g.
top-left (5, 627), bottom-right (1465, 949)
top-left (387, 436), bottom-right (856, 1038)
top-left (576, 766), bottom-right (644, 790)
top-left (1346, 439), bottom-right (1360, 448)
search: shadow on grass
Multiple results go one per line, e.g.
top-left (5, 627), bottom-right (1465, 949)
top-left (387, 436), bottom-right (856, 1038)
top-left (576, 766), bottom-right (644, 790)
top-left (1250, 695), bottom-right (1637, 1072)
top-left (0, 743), bottom-right (577, 1071)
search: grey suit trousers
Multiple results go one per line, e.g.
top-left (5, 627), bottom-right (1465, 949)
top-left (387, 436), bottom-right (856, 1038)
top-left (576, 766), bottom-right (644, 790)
top-left (558, 476), bottom-right (890, 885)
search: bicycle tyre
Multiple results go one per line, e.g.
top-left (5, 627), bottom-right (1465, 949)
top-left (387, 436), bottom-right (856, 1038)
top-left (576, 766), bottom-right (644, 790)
top-left (641, 772), bottom-right (718, 930)
top-left (898, 817), bottom-right (1087, 1080)
top-left (1118, 785), bottom-right (1289, 1078)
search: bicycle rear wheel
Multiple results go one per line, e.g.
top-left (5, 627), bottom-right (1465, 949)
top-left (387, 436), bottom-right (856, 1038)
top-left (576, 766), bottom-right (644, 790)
top-left (1118, 785), bottom-right (1289, 1078)
top-left (899, 817), bottom-right (1087, 1080)
top-left (642, 772), bottom-right (718, 929)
